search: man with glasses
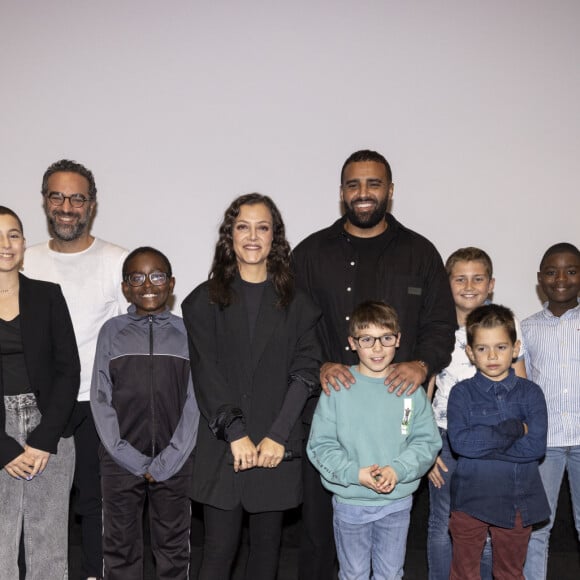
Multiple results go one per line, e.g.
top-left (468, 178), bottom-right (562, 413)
top-left (24, 159), bottom-right (127, 580)
top-left (293, 149), bottom-right (456, 580)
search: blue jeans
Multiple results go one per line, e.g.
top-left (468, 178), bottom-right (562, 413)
top-left (427, 428), bottom-right (492, 580)
top-left (0, 394), bottom-right (75, 580)
top-left (333, 499), bottom-right (411, 580)
top-left (524, 445), bottom-right (580, 580)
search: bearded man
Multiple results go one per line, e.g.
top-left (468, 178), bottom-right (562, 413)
top-left (24, 159), bottom-right (127, 580)
top-left (293, 149), bottom-right (456, 580)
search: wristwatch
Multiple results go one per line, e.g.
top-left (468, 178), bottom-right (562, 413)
top-left (416, 360), bottom-right (429, 377)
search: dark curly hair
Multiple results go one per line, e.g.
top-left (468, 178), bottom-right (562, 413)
top-left (208, 193), bottom-right (294, 309)
top-left (41, 159), bottom-right (97, 199)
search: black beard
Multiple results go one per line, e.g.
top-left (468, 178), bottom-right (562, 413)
top-left (48, 212), bottom-right (88, 242)
top-left (342, 197), bottom-right (388, 230)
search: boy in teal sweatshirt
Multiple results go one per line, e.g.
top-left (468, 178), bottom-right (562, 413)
top-left (307, 301), bottom-right (441, 579)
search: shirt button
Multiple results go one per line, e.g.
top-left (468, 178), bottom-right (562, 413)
top-left (345, 316), bottom-right (350, 321)
top-left (345, 346), bottom-right (350, 351)
top-left (350, 261), bottom-right (355, 266)
top-left (346, 287), bottom-right (352, 292)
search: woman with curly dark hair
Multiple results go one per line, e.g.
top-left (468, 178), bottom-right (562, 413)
top-left (182, 193), bottom-right (322, 580)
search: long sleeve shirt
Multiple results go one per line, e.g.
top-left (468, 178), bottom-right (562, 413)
top-left (447, 369), bottom-right (550, 527)
top-left (91, 307), bottom-right (199, 482)
top-left (522, 301), bottom-right (580, 447)
top-left (293, 214), bottom-right (456, 421)
top-left (307, 367), bottom-right (441, 505)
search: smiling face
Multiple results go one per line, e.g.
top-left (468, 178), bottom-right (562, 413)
top-left (538, 251), bottom-right (580, 317)
top-left (0, 213), bottom-right (25, 273)
top-left (43, 171), bottom-right (95, 243)
top-left (232, 202), bottom-right (274, 281)
top-left (122, 251), bottom-right (175, 316)
top-left (449, 260), bottom-right (495, 325)
top-left (340, 161), bottom-right (393, 237)
top-left (348, 323), bottom-right (400, 378)
top-left (466, 326), bottom-right (520, 382)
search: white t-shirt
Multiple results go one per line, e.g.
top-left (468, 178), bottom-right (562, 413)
top-left (23, 238), bottom-right (129, 401)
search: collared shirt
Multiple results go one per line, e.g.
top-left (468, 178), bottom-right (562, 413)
top-left (522, 301), bottom-right (580, 447)
top-left (433, 314), bottom-right (527, 430)
top-left (447, 369), bottom-right (550, 528)
top-left (293, 213), bottom-right (456, 375)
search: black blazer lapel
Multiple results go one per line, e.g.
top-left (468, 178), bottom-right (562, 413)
top-left (18, 274), bottom-right (44, 376)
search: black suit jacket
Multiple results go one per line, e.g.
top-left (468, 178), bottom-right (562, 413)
top-left (182, 277), bottom-right (321, 512)
top-left (0, 274), bottom-right (80, 467)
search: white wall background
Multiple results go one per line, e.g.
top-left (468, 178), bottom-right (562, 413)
top-left (1, 0), bottom-right (578, 318)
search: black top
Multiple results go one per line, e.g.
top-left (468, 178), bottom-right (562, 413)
top-left (0, 316), bottom-right (32, 396)
top-left (240, 278), bottom-right (267, 343)
top-left (182, 277), bottom-right (322, 511)
top-left (0, 275), bottom-right (80, 468)
top-left (348, 229), bottom-right (390, 307)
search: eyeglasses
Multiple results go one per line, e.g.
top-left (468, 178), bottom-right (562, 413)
top-left (124, 272), bottom-right (170, 287)
top-left (352, 334), bottom-right (398, 349)
top-left (46, 192), bottom-right (92, 208)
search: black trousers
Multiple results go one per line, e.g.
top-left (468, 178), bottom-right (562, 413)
top-left (71, 402), bottom-right (103, 578)
top-left (101, 458), bottom-right (191, 580)
top-left (299, 430), bottom-right (338, 580)
top-left (199, 504), bottom-right (284, 580)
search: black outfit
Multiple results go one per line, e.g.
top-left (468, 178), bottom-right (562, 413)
top-left (70, 401), bottom-right (103, 579)
top-left (0, 317), bottom-right (30, 396)
top-left (0, 274), bottom-right (80, 466)
top-left (182, 276), bottom-right (322, 579)
top-left (292, 213), bottom-right (457, 580)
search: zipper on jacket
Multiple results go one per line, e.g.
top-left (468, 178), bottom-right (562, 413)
top-left (149, 315), bottom-right (156, 456)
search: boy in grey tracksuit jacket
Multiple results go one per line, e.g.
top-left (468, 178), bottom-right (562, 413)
top-left (91, 247), bottom-right (199, 580)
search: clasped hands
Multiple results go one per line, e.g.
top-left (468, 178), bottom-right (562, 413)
top-left (359, 464), bottom-right (398, 494)
top-left (230, 436), bottom-right (285, 473)
top-left (4, 445), bottom-right (50, 480)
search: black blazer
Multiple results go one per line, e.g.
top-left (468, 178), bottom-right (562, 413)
top-left (0, 274), bottom-right (80, 467)
top-left (182, 277), bottom-right (322, 512)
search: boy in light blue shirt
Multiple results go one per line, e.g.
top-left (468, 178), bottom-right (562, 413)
top-left (307, 301), bottom-right (441, 579)
top-left (523, 242), bottom-right (580, 580)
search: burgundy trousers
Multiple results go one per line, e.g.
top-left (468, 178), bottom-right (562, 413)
top-left (449, 510), bottom-right (531, 580)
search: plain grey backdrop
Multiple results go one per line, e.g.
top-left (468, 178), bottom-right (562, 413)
top-left (2, 0), bottom-right (579, 318)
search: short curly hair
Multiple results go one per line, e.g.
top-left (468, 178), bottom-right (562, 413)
top-left (41, 159), bottom-right (97, 199)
